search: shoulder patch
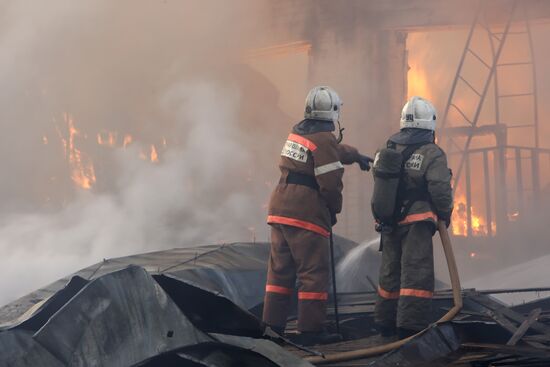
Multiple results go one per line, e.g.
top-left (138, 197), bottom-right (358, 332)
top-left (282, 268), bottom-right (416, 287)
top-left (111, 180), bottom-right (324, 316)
top-left (281, 139), bottom-right (309, 163)
top-left (405, 153), bottom-right (424, 171)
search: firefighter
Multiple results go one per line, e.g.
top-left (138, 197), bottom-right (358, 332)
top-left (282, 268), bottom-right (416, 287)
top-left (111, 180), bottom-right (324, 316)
top-left (373, 96), bottom-right (453, 340)
top-left (263, 86), bottom-right (370, 346)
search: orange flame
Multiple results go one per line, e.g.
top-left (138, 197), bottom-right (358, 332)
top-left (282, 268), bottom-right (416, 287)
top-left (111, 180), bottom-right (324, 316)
top-left (59, 113), bottom-right (96, 190)
top-left (139, 144), bottom-right (160, 163)
top-left (123, 134), bottom-right (133, 148)
top-left (150, 145), bottom-right (159, 163)
top-left (451, 194), bottom-right (493, 236)
top-left (97, 131), bottom-right (117, 147)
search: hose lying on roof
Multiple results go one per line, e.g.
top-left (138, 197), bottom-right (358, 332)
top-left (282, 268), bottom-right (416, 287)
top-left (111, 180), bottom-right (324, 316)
top-left (305, 221), bottom-right (463, 365)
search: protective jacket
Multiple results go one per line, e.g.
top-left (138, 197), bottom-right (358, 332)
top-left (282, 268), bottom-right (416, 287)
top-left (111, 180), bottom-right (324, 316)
top-left (267, 119), bottom-right (360, 237)
top-left (379, 129), bottom-right (453, 227)
top-left (374, 128), bottom-right (453, 333)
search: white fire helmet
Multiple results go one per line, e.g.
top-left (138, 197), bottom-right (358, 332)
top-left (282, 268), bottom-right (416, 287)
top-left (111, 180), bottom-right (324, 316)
top-left (400, 96), bottom-right (437, 131)
top-left (304, 86), bottom-right (342, 122)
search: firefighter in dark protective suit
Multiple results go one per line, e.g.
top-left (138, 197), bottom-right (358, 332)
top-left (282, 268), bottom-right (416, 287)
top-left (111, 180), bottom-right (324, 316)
top-left (263, 86), bottom-right (371, 346)
top-left (372, 96), bottom-right (453, 340)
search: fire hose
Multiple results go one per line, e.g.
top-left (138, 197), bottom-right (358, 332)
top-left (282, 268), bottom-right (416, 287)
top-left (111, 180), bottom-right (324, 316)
top-left (305, 221), bottom-right (462, 365)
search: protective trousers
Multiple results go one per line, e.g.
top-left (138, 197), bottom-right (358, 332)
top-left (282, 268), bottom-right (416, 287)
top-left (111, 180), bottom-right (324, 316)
top-left (263, 224), bottom-right (329, 332)
top-left (374, 221), bottom-right (435, 331)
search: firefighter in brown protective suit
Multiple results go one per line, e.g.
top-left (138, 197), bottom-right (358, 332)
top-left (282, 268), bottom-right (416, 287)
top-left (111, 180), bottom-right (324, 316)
top-left (372, 96), bottom-right (453, 340)
top-left (263, 86), bottom-right (371, 346)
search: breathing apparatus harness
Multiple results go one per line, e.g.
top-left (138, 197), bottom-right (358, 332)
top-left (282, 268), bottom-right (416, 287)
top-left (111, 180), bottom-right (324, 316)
top-left (372, 140), bottom-right (430, 234)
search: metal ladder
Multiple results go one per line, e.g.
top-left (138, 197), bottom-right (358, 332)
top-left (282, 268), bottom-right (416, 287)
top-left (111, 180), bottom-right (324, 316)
top-left (441, 0), bottom-right (540, 236)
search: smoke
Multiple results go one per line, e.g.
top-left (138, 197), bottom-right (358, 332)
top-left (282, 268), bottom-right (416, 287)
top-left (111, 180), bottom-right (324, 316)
top-left (2, 0), bottom-right (549, 307)
top-left (0, 0), bottom-right (290, 305)
top-left (0, 80), bottom-right (271, 305)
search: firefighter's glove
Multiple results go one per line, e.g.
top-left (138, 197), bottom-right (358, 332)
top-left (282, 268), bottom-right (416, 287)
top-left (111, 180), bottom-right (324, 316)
top-left (358, 154), bottom-right (374, 171)
top-left (439, 212), bottom-right (452, 228)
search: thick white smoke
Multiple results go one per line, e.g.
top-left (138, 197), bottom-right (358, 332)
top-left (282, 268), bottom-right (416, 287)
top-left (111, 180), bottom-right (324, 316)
top-left (0, 81), bottom-right (270, 305)
top-left (0, 0), bottom-right (289, 306)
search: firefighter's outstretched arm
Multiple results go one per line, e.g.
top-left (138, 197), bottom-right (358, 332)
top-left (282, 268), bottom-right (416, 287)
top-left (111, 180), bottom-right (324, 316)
top-left (426, 147), bottom-right (453, 226)
top-left (337, 143), bottom-right (374, 171)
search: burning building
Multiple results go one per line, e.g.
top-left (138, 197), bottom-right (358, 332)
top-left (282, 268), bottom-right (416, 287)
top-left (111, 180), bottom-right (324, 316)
top-left (1, 1), bottom-right (550, 365)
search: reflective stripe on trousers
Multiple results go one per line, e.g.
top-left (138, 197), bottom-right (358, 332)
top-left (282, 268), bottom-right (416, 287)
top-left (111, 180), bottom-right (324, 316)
top-left (378, 286), bottom-right (399, 299)
top-left (265, 284), bottom-right (293, 296)
top-left (298, 291), bottom-right (328, 300)
top-left (267, 215), bottom-right (330, 238)
top-left (378, 286), bottom-right (433, 299)
top-left (400, 288), bottom-right (433, 298)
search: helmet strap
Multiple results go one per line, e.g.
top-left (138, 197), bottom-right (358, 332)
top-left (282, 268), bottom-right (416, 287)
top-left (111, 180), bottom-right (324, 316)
top-left (336, 120), bottom-right (345, 143)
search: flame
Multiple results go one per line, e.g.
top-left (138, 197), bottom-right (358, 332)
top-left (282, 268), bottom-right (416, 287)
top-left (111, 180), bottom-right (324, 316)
top-left (139, 144), bottom-right (159, 163)
top-left (97, 131), bottom-right (117, 147)
top-left (42, 136), bottom-right (48, 145)
top-left (123, 134), bottom-right (133, 148)
top-left (59, 113), bottom-right (96, 190)
top-left (451, 194), bottom-right (492, 236)
top-left (150, 145), bottom-right (159, 163)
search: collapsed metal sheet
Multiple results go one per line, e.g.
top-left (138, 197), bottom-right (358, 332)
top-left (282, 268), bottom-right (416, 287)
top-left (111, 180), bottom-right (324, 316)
top-left (161, 334), bottom-right (314, 367)
top-left (154, 273), bottom-right (264, 337)
top-left (1, 276), bottom-right (89, 332)
top-left (0, 329), bottom-right (63, 367)
top-left (210, 334), bottom-right (313, 367)
top-left (34, 266), bottom-right (212, 367)
top-left (370, 323), bottom-right (461, 367)
top-left (137, 337), bottom-right (314, 367)
top-left (0, 265), bottom-right (315, 367)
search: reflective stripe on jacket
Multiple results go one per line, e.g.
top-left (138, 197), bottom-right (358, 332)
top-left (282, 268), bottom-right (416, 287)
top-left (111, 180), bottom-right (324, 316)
top-left (381, 142), bottom-right (453, 227)
top-left (268, 124), bottom-right (358, 235)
